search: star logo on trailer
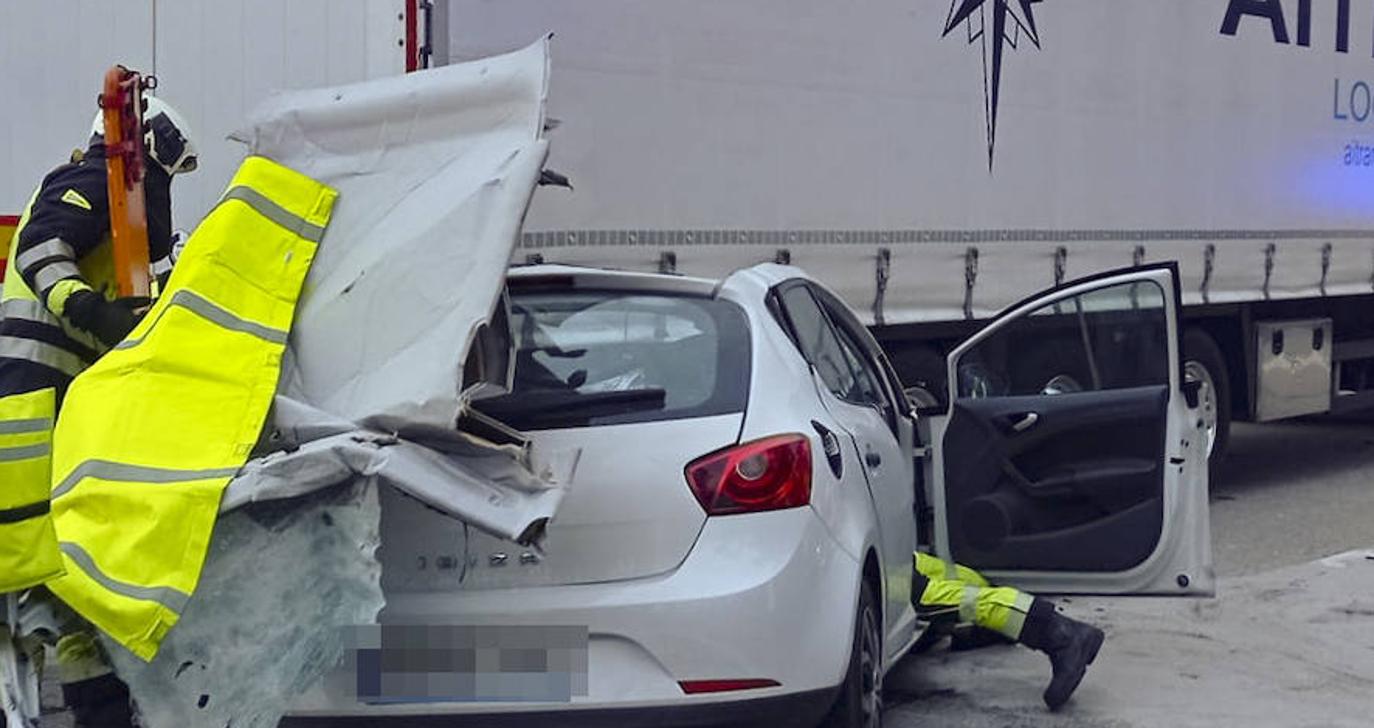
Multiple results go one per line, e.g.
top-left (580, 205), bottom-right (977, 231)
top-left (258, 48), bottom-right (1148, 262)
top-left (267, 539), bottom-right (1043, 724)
top-left (941, 0), bottom-right (1045, 170)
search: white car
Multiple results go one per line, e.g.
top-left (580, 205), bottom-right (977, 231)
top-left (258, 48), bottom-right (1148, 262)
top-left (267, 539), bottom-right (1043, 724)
top-left (285, 262), bottom-right (1213, 727)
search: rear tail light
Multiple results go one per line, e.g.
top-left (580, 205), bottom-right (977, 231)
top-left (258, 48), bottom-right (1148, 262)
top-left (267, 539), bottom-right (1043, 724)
top-left (685, 434), bottom-right (812, 515)
top-left (679, 678), bottom-right (781, 694)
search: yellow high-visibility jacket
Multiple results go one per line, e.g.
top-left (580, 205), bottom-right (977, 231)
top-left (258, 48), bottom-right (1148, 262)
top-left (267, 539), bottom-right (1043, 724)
top-left (46, 156), bottom-right (336, 660)
top-left (0, 386), bottom-right (60, 592)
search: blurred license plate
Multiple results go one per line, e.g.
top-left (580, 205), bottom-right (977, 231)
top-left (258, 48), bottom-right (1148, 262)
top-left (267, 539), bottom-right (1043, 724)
top-left (344, 624), bottom-right (589, 703)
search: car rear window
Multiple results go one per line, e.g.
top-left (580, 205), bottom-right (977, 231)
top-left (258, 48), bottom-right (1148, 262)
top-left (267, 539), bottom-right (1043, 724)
top-left (474, 289), bottom-right (751, 430)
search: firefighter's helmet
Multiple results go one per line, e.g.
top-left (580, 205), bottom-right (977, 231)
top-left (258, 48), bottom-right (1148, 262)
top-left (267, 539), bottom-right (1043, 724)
top-left (89, 96), bottom-right (199, 176)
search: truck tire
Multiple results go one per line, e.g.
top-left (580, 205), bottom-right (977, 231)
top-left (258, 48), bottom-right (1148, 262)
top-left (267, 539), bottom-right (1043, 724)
top-left (1182, 328), bottom-right (1231, 478)
top-left (1019, 337), bottom-right (1092, 396)
top-left (890, 346), bottom-right (947, 409)
top-left (821, 580), bottom-right (882, 728)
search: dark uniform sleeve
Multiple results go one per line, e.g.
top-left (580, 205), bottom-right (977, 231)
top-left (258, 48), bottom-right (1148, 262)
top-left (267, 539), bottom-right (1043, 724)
top-left (144, 172), bottom-right (175, 290)
top-left (13, 160), bottom-right (110, 312)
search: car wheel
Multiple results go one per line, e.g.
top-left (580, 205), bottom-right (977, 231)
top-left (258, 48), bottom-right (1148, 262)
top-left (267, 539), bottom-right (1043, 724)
top-left (1182, 327), bottom-right (1231, 480)
top-left (821, 580), bottom-right (882, 728)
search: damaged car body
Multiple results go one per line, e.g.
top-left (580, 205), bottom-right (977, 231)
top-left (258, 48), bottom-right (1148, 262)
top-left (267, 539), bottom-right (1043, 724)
top-left (279, 259), bottom-right (1213, 727)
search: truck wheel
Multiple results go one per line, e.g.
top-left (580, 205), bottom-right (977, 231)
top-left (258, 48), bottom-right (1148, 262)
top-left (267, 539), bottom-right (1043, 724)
top-left (1182, 328), bottom-right (1231, 478)
top-left (891, 346), bottom-right (947, 409)
top-left (1020, 338), bottom-right (1091, 396)
top-left (822, 580), bottom-right (882, 728)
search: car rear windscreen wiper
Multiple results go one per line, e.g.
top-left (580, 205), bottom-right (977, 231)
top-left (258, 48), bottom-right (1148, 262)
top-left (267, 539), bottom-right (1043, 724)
top-left (475, 388), bottom-right (667, 429)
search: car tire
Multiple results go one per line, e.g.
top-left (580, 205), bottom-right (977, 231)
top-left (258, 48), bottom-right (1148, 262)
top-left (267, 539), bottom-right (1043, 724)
top-left (1182, 327), bottom-right (1231, 480)
top-left (820, 580), bottom-right (882, 728)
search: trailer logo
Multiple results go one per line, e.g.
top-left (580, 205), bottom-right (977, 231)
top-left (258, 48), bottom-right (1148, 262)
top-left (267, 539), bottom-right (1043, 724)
top-left (942, 0), bottom-right (1044, 170)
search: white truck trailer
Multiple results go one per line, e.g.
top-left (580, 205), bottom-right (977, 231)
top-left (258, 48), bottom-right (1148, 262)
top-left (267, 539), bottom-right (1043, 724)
top-left (5, 0), bottom-right (1373, 473)
top-left (450, 0), bottom-right (1374, 471)
top-left (0, 0), bottom-right (443, 230)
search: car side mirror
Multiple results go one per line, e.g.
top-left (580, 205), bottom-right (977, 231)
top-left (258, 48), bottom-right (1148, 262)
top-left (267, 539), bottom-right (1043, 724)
top-left (1181, 379), bottom-right (1202, 409)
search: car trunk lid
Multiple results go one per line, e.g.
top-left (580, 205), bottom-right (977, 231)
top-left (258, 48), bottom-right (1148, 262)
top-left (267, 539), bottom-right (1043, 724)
top-left (381, 414), bottom-right (742, 589)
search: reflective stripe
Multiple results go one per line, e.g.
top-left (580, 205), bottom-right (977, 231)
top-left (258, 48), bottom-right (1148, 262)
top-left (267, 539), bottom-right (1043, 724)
top-left (15, 238), bottom-right (76, 272)
top-left (999, 592), bottom-right (1036, 640)
top-left (218, 186), bottom-right (326, 242)
top-left (31, 261), bottom-right (82, 293)
top-left (60, 189), bottom-right (92, 211)
top-left (151, 256), bottom-right (174, 277)
top-left (0, 500), bottom-right (50, 525)
top-left (0, 443), bottom-right (50, 462)
top-left (959, 586), bottom-right (981, 624)
top-left (51, 459), bottom-right (241, 500)
top-left (1, 297), bottom-right (60, 326)
top-left (0, 417), bottom-right (52, 435)
top-left (115, 289), bottom-right (288, 350)
top-left (0, 336), bottom-right (89, 377)
top-left (58, 542), bottom-right (190, 615)
top-left (0, 298), bottom-right (103, 352)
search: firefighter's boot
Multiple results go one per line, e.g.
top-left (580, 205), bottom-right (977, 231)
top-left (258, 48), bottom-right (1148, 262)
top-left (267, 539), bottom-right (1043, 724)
top-left (1018, 601), bottom-right (1105, 711)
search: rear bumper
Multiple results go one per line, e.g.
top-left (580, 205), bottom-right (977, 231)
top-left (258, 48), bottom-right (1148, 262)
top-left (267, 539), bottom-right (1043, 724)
top-left (282, 687), bottom-right (834, 728)
top-left (285, 507), bottom-right (861, 720)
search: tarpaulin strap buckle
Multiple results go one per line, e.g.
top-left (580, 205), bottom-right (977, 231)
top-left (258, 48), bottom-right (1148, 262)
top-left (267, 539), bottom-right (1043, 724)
top-left (1131, 245), bottom-right (1147, 309)
top-left (873, 247), bottom-right (890, 326)
top-left (963, 247), bottom-right (979, 321)
top-left (1052, 246), bottom-right (1068, 314)
top-left (1201, 243), bottom-right (1216, 305)
top-left (1263, 243), bottom-right (1277, 300)
top-left (1321, 242), bottom-right (1333, 297)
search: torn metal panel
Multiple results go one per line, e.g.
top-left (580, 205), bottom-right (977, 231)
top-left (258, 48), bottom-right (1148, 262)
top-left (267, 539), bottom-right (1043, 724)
top-left (109, 481), bottom-right (384, 728)
top-left (221, 37), bottom-right (567, 545)
top-left (225, 398), bottom-right (574, 547)
top-left (234, 35), bottom-right (552, 433)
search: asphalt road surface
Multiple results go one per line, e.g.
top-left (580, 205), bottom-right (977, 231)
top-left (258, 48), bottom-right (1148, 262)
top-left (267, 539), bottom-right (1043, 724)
top-left (882, 415), bottom-right (1374, 727)
top-left (33, 417), bottom-right (1374, 727)
top-left (1207, 417), bottom-right (1374, 577)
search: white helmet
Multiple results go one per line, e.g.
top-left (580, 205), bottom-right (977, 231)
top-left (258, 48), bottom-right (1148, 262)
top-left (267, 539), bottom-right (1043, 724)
top-left (89, 96), bottom-right (199, 176)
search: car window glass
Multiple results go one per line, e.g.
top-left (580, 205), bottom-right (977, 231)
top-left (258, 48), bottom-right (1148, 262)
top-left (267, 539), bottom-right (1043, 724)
top-left (475, 291), bottom-right (750, 429)
top-left (955, 280), bottom-right (1169, 399)
top-left (835, 333), bottom-right (885, 406)
top-left (779, 286), bottom-right (884, 408)
top-left (812, 287), bottom-right (901, 415)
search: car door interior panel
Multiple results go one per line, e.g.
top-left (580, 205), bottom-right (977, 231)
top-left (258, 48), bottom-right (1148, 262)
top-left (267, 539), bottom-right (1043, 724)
top-left (943, 385), bottom-right (1169, 573)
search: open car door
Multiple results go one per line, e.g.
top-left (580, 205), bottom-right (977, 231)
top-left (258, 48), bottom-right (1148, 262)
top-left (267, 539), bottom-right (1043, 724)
top-left (927, 264), bottom-right (1213, 595)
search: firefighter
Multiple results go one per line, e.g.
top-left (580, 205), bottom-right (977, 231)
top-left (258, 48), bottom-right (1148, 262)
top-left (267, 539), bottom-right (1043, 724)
top-left (911, 552), bottom-right (1106, 711)
top-left (0, 96), bottom-right (198, 728)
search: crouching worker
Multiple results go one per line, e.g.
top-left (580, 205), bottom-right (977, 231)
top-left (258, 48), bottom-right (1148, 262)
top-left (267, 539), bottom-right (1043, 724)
top-left (0, 97), bottom-right (197, 728)
top-left (912, 552), bottom-right (1106, 711)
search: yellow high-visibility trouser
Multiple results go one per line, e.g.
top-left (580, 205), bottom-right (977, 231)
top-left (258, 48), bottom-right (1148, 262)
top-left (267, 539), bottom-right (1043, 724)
top-left (46, 156), bottom-right (336, 661)
top-left (913, 552), bottom-right (1036, 640)
top-left (0, 387), bottom-right (62, 592)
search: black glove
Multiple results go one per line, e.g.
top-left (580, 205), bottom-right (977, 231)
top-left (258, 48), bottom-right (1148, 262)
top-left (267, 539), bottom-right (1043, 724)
top-left (65, 291), bottom-right (152, 348)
